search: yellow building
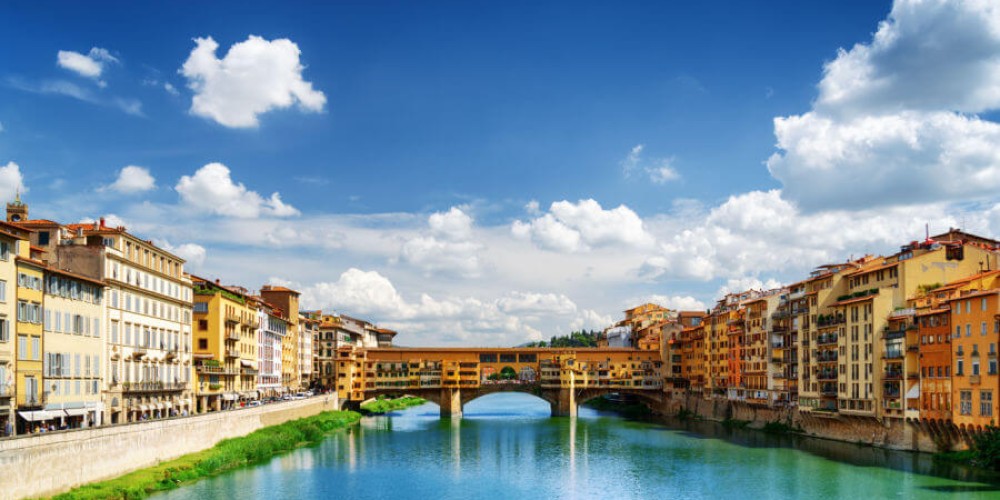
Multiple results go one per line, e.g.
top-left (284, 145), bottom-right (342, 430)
top-left (14, 243), bottom-right (45, 433)
top-left (798, 261), bottom-right (854, 413)
top-left (0, 221), bottom-right (26, 436)
top-left (191, 276), bottom-right (257, 411)
top-left (41, 267), bottom-right (106, 428)
top-left (834, 240), bottom-right (995, 418)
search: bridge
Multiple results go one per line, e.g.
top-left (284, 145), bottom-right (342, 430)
top-left (333, 347), bottom-right (664, 417)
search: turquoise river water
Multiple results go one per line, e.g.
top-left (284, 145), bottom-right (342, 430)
top-left (158, 393), bottom-right (1000, 499)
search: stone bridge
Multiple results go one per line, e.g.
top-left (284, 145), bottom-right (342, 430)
top-left (334, 347), bottom-right (664, 418)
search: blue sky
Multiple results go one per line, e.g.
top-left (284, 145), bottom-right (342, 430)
top-left (3, 1), bottom-right (1000, 345)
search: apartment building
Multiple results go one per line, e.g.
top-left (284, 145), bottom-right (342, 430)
top-left (259, 286), bottom-right (300, 392)
top-left (0, 221), bottom-right (25, 436)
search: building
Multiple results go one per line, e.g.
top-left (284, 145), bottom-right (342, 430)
top-left (298, 313), bottom-right (317, 389)
top-left (54, 220), bottom-right (194, 424)
top-left (0, 222), bottom-right (25, 436)
top-left (41, 267), bottom-right (106, 428)
top-left (799, 262), bottom-right (855, 413)
top-left (259, 286), bottom-right (300, 392)
top-left (257, 298), bottom-right (287, 399)
top-left (14, 240), bottom-right (46, 433)
top-left (949, 287), bottom-right (1000, 428)
top-left (191, 277), bottom-right (256, 411)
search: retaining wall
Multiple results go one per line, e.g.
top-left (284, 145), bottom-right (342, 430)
top-left (0, 395), bottom-right (339, 500)
top-left (659, 393), bottom-right (971, 453)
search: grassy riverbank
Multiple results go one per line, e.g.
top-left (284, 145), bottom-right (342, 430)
top-left (50, 410), bottom-right (361, 500)
top-left (361, 396), bottom-right (426, 414)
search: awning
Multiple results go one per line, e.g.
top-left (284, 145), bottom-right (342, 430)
top-left (64, 408), bottom-right (90, 417)
top-left (905, 383), bottom-right (920, 399)
top-left (240, 360), bottom-right (255, 368)
top-left (139, 405), bottom-right (149, 412)
top-left (18, 410), bottom-right (58, 422)
top-left (222, 393), bottom-right (237, 401)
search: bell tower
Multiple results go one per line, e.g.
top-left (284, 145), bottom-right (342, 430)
top-left (6, 191), bottom-right (27, 222)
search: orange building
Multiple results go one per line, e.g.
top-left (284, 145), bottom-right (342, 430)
top-left (949, 289), bottom-right (1000, 429)
top-left (917, 306), bottom-right (952, 421)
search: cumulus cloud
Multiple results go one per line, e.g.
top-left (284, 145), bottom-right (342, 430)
top-left (180, 35), bottom-right (326, 128)
top-left (512, 199), bottom-right (654, 253)
top-left (175, 162), bottom-right (299, 218)
top-left (158, 241), bottom-right (207, 267)
top-left (570, 309), bottom-right (614, 332)
top-left (643, 295), bottom-right (707, 312)
top-left (57, 47), bottom-right (118, 81)
top-left (0, 162), bottom-right (26, 203)
top-left (399, 207), bottom-right (483, 277)
top-left (497, 292), bottom-right (578, 316)
top-left (103, 165), bottom-right (156, 194)
top-left (641, 189), bottom-right (957, 282)
top-left (298, 268), bottom-right (549, 344)
top-left (768, 0), bottom-right (1000, 211)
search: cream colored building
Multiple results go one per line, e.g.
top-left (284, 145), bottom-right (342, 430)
top-left (55, 221), bottom-right (194, 423)
top-left (41, 267), bottom-right (105, 428)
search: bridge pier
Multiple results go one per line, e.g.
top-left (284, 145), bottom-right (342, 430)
top-left (552, 387), bottom-right (577, 418)
top-left (440, 388), bottom-right (463, 419)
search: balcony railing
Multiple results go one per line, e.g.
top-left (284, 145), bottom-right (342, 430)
top-left (883, 371), bottom-right (903, 380)
top-left (226, 332), bottom-right (240, 342)
top-left (225, 349), bottom-right (240, 359)
top-left (816, 334), bottom-right (838, 346)
top-left (883, 351), bottom-right (904, 360)
top-left (122, 381), bottom-right (187, 392)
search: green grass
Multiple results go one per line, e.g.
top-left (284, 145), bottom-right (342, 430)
top-left (360, 396), bottom-right (426, 414)
top-left (49, 410), bottom-right (361, 500)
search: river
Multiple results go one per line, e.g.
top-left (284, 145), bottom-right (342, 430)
top-left (159, 393), bottom-right (1000, 499)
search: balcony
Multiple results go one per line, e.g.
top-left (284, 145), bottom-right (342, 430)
top-left (971, 374), bottom-right (982, 385)
top-left (226, 332), bottom-right (240, 342)
top-left (122, 381), bottom-right (187, 392)
top-left (816, 314), bottom-right (846, 327)
top-left (131, 348), bottom-right (147, 359)
top-left (196, 364), bottom-right (225, 374)
top-left (817, 371), bottom-right (838, 381)
top-left (883, 371), bottom-right (903, 381)
top-left (817, 351), bottom-right (838, 363)
top-left (225, 311), bottom-right (240, 324)
top-left (816, 334), bottom-right (838, 346)
top-left (225, 349), bottom-right (240, 359)
top-left (888, 307), bottom-right (916, 319)
top-left (883, 350), bottom-right (904, 360)
top-left (882, 328), bottom-right (906, 340)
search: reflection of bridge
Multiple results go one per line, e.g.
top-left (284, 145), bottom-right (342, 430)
top-left (334, 347), bottom-right (664, 417)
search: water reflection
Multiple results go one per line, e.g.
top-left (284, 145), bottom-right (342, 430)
top-left (158, 393), bottom-right (1000, 500)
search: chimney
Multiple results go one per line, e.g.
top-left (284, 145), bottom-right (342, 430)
top-left (99, 217), bottom-right (106, 228)
top-left (215, 278), bottom-right (220, 285)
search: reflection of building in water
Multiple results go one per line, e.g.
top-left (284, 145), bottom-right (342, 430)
top-left (451, 417), bottom-right (461, 477)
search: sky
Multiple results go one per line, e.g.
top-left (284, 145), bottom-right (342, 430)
top-left (3, 0), bottom-right (1000, 346)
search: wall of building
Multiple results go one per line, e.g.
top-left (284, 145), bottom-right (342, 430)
top-left (0, 395), bottom-right (339, 500)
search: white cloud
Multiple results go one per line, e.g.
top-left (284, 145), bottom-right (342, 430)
top-left (158, 241), bottom-right (207, 267)
top-left (512, 199), bottom-right (654, 253)
top-left (644, 294), bottom-right (707, 312)
top-left (570, 309), bottom-right (613, 332)
top-left (497, 292), bottom-right (577, 316)
top-left (0, 162), bottom-right (26, 203)
top-left (180, 35), bottom-right (326, 128)
top-left (8, 77), bottom-right (142, 116)
top-left (768, 0), bottom-right (1000, 211)
top-left (57, 47), bottom-right (118, 81)
top-left (175, 162), bottom-right (300, 218)
top-left (621, 144), bottom-right (681, 184)
top-left (298, 268), bottom-right (548, 345)
top-left (641, 189), bottom-right (958, 282)
top-left (716, 277), bottom-right (783, 298)
top-left (103, 165), bottom-right (156, 194)
top-left (399, 207), bottom-right (482, 277)
top-left (163, 82), bottom-right (179, 96)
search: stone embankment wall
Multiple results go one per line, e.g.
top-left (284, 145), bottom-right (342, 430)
top-left (660, 393), bottom-right (970, 454)
top-left (0, 395), bottom-right (339, 500)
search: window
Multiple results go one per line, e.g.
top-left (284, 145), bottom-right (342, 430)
top-left (31, 336), bottom-right (40, 360)
top-left (967, 324), bottom-right (972, 337)
top-left (958, 358), bottom-right (965, 376)
top-left (198, 319), bottom-right (208, 331)
top-left (17, 335), bottom-right (26, 359)
top-left (198, 338), bottom-right (208, 350)
top-left (0, 241), bottom-right (8, 260)
top-left (984, 298), bottom-right (989, 311)
top-left (983, 322), bottom-right (989, 336)
top-left (983, 391), bottom-right (994, 417)
top-left (0, 320), bottom-right (7, 342)
top-left (973, 358), bottom-right (981, 376)
top-left (961, 391), bottom-right (973, 415)
top-left (990, 358), bottom-right (997, 375)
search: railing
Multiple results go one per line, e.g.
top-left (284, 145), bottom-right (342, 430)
top-left (883, 351), bottom-right (904, 360)
top-left (883, 371), bottom-right (903, 380)
top-left (196, 364), bottom-right (225, 374)
top-left (225, 349), bottom-right (240, 359)
top-left (817, 334), bottom-right (838, 346)
top-left (888, 308), bottom-right (916, 319)
top-left (226, 332), bottom-right (240, 341)
top-left (123, 381), bottom-right (187, 392)
top-left (882, 329), bottom-right (906, 340)
top-left (816, 315), bottom-right (846, 327)
top-left (817, 371), bottom-right (838, 381)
